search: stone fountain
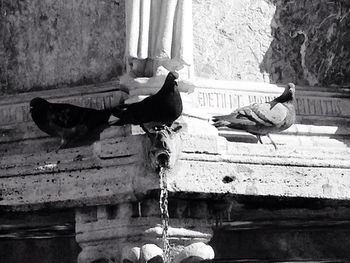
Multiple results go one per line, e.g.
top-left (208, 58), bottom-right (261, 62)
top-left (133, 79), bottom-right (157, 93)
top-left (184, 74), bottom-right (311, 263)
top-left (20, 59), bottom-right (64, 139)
top-left (1, 74), bottom-right (350, 262)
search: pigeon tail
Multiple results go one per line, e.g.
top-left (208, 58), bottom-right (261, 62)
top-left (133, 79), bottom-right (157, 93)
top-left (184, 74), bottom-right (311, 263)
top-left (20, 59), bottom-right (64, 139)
top-left (109, 119), bottom-right (126, 126)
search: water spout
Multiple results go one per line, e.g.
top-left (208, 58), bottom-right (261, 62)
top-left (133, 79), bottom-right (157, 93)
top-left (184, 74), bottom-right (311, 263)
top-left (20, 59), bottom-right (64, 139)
top-left (159, 166), bottom-right (170, 263)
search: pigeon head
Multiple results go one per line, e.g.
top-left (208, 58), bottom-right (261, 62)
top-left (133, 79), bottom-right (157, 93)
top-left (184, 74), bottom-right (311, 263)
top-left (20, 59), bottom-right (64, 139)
top-left (158, 71), bottom-right (179, 94)
top-left (30, 97), bottom-right (49, 112)
top-left (167, 71), bottom-right (179, 80)
top-left (165, 71), bottom-right (179, 85)
top-left (276, 83), bottom-right (295, 103)
top-left (286, 83), bottom-right (296, 99)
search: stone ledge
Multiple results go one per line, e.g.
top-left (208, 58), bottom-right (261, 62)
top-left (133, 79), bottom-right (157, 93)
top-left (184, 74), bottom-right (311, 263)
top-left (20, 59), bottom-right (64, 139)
top-left (1, 79), bottom-right (350, 213)
top-left (1, 120), bottom-right (350, 210)
top-left (167, 159), bottom-right (350, 200)
top-left (0, 80), bottom-right (125, 127)
top-left (76, 217), bottom-right (213, 243)
top-left (181, 149), bottom-right (350, 169)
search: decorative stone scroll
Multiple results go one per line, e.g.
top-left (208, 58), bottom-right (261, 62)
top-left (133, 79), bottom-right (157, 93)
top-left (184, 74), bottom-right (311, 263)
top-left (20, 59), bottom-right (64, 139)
top-left (75, 199), bottom-right (216, 263)
top-left (121, 242), bottom-right (214, 263)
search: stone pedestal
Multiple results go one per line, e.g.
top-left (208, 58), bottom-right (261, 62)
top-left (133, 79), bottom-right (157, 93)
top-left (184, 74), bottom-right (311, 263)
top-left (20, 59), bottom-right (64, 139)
top-left (75, 200), bottom-right (215, 263)
top-left (73, 105), bottom-right (220, 262)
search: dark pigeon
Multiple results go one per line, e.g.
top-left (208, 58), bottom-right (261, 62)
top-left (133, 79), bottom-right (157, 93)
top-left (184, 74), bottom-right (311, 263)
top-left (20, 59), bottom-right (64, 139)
top-left (112, 71), bottom-right (183, 131)
top-left (30, 97), bottom-right (115, 150)
top-left (212, 83), bottom-right (296, 149)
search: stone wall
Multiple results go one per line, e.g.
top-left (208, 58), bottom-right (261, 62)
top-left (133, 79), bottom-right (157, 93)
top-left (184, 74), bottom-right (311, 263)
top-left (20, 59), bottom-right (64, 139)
top-left (0, 238), bottom-right (80, 263)
top-left (0, 0), bottom-right (125, 95)
top-left (193, 0), bottom-right (350, 87)
top-left (0, 209), bottom-right (79, 263)
top-left (211, 223), bottom-right (350, 261)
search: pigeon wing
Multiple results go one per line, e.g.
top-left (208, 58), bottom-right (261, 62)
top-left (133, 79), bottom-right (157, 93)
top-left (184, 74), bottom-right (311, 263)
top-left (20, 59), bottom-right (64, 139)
top-left (48, 104), bottom-right (85, 128)
top-left (249, 102), bottom-right (288, 126)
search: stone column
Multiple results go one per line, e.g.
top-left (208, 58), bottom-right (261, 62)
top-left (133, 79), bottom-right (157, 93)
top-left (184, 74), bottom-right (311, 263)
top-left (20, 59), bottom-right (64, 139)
top-left (125, 0), bottom-right (194, 79)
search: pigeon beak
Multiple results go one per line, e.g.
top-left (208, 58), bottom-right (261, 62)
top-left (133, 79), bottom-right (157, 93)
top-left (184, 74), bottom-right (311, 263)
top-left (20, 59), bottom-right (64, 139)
top-left (174, 80), bottom-right (178, 86)
top-left (30, 106), bottom-right (34, 112)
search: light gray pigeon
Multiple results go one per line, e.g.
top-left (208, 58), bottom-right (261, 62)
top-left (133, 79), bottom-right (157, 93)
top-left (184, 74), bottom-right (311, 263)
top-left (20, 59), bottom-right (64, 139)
top-left (212, 83), bottom-right (296, 149)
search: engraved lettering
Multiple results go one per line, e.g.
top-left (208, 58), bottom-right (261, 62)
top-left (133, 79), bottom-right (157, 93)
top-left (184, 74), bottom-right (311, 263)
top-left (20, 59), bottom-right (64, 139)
top-left (215, 93), bottom-right (220, 107)
top-left (296, 98), bottom-right (304, 115)
top-left (308, 99), bottom-right (315, 115)
top-left (222, 93), bottom-right (226, 108)
top-left (324, 100), bottom-right (333, 115)
top-left (304, 98), bottom-right (310, 115)
top-left (317, 99), bottom-right (323, 115)
top-left (208, 93), bottom-right (214, 107)
top-left (198, 92), bottom-right (204, 107)
top-left (229, 94), bottom-right (234, 108)
top-left (204, 93), bottom-right (209, 107)
top-left (332, 100), bottom-right (342, 116)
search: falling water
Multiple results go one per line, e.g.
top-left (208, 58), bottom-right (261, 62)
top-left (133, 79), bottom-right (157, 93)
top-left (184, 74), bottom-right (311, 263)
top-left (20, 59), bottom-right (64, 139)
top-left (159, 166), bottom-right (170, 263)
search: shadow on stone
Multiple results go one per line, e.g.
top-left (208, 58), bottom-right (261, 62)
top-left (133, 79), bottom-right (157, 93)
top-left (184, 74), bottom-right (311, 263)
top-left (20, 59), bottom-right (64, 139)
top-left (148, 255), bottom-right (164, 263)
top-left (260, 1), bottom-right (350, 87)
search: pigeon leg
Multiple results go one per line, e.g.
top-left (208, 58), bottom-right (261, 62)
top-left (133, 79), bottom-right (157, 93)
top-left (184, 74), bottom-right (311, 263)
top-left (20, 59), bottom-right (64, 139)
top-left (140, 124), bottom-right (152, 137)
top-left (56, 138), bottom-right (68, 152)
top-left (256, 135), bottom-right (263, 144)
top-left (267, 134), bottom-right (278, 150)
top-left (164, 125), bottom-right (173, 134)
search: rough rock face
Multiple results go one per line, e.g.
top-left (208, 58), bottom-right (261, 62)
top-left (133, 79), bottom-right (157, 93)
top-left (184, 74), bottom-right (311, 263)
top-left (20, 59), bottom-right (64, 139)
top-left (193, 0), bottom-right (350, 87)
top-left (0, 0), bottom-right (125, 95)
top-left (261, 0), bottom-right (350, 87)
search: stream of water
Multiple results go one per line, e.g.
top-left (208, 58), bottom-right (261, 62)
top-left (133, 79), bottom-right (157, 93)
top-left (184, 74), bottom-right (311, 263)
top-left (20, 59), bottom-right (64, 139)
top-left (159, 166), bottom-right (170, 263)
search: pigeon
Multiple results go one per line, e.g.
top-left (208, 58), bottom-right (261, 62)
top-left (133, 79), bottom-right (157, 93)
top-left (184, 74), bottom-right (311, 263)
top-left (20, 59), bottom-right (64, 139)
top-left (30, 97), bottom-right (116, 150)
top-left (112, 71), bottom-right (183, 131)
top-left (212, 83), bottom-right (296, 149)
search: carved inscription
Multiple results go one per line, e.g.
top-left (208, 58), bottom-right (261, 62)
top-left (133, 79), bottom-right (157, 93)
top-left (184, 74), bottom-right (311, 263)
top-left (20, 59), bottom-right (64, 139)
top-left (197, 91), bottom-right (277, 110)
top-left (0, 94), bottom-right (119, 126)
top-left (198, 91), bottom-right (240, 109)
top-left (296, 98), bottom-right (342, 116)
top-left (196, 89), bottom-right (347, 118)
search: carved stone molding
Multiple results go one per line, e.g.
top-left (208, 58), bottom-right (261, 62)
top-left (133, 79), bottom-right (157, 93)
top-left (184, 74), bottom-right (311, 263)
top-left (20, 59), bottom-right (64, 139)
top-left (121, 242), bottom-right (214, 263)
top-left (144, 124), bottom-right (183, 171)
top-left (75, 200), bottom-right (215, 263)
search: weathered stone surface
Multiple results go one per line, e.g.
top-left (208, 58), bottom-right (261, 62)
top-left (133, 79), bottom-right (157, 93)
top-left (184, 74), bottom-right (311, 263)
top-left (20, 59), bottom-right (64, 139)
top-left (139, 244), bottom-right (163, 263)
top-left (122, 246), bottom-right (140, 263)
top-left (210, 220), bottom-right (350, 261)
top-left (0, 0), bottom-right (125, 95)
top-left (193, 0), bottom-right (350, 87)
top-left (261, 0), bottom-right (350, 87)
top-left (168, 155), bottom-right (350, 200)
top-left (0, 209), bottom-right (79, 263)
top-left (193, 0), bottom-right (276, 82)
top-left (173, 242), bottom-right (214, 263)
